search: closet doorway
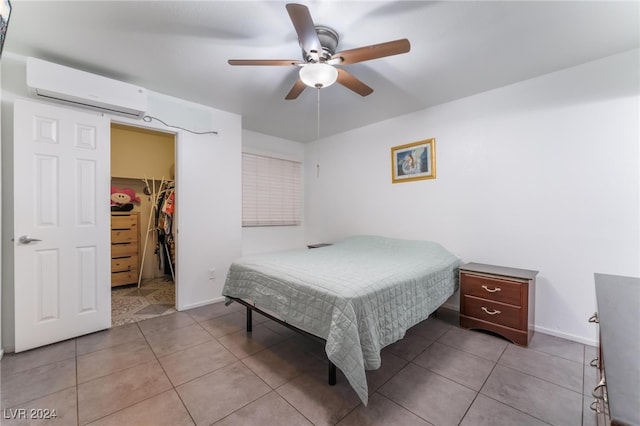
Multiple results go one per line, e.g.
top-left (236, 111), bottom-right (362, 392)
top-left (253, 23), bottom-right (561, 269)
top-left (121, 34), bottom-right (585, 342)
top-left (110, 123), bottom-right (177, 326)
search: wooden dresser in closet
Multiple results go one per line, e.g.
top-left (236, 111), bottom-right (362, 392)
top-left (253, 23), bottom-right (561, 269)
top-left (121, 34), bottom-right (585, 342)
top-left (111, 212), bottom-right (140, 287)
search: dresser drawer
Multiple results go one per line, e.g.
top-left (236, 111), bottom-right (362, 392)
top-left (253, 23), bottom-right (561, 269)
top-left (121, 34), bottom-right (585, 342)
top-left (111, 270), bottom-right (138, 286)
top-left (463, 295), bottom-right (523, 329)
top-left (461, 273), bottom-right (523, 306)
top-left (112, 242), bottom-right (138, 257)
top-left (111, 214), bottom-right (138, 230)
top-left (111, 228), bottom-right (137, 243)
top-left (111, 255), bottom-right (138, 272)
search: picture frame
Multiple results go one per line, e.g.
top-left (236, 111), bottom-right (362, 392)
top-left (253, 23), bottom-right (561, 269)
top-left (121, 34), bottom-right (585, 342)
top-left (0, 0), bottom-right (11, 59)
top-left (391, 138), bottom-right (436, 183)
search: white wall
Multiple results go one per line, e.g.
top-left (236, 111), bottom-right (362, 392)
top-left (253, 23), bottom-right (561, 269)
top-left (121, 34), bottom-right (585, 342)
top-left (1, 54), bottom-right (242, 349)
top-left (241, 129), bottom-right (306, 255)
top-left (304, 49), bottom-right (640, 345)
top-left (114, 91), bottom-right (242, 310)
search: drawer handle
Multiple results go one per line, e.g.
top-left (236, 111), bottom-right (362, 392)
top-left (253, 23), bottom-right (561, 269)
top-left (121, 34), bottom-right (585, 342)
top-left (589, 357), bottom-right (599, 368)
top-left (481, 285), bottom-right (502, 293)
top-left (588, 312), bottom-right (599, 323)
top-left (592, 378), bottom-right (607, 402)
top-left (481, 307), bottom-right (501, 315)
top-left (589, 399), bottom-right (602, 413)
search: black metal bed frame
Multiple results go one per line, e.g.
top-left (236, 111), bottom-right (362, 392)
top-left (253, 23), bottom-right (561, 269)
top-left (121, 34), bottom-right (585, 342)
top-left (226, 296), bottom-right (337, 386)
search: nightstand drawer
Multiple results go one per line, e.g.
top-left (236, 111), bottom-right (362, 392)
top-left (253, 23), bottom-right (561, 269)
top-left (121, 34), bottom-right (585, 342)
top-left (462, 295), bottom-right (523, 329)
top-left (461, 273), bottom-right (522, 306)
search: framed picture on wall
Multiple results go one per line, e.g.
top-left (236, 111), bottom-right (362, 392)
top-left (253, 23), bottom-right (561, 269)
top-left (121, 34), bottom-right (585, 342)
top-left (0, 0), bottom-right (10, 59)
top-left (391, 138), bottom-right (436, 183)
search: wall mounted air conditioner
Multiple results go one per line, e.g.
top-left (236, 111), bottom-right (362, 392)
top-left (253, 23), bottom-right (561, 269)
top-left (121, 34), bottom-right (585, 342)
top-left (26, 57), bottom-right (148, 119)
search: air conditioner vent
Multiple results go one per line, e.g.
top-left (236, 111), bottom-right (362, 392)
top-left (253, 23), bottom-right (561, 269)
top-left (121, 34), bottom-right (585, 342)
top-left (26, 57), bottom-right (147, 119)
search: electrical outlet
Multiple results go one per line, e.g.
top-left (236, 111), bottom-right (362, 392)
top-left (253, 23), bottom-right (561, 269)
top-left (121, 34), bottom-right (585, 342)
top-left (208, 268), bottom-right (216, 280)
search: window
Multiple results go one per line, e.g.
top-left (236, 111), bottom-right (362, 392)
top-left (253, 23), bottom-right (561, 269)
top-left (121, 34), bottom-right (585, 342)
top-left (242, 152), bottom-right (302, 227)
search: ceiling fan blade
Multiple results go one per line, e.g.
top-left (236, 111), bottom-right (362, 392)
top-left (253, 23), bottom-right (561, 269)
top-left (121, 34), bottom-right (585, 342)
top-left (286, 3), bottom-right (322, 58)
top-left (336, 69), bottom-right (373, 97)
top-left (285, 79), bottom-right (307, 100)
top-left (228, 59), bottom-right (302, 66)
top-left (332, 38), bottom-right (410, 65)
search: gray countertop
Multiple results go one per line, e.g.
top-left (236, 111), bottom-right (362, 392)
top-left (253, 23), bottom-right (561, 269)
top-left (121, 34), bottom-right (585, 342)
top-left (594, 273), bottom-right (640, 426)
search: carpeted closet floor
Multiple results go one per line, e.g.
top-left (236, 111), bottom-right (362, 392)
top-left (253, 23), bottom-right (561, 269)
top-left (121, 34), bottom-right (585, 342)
top-left (111, 277), bottom-right (176, 326)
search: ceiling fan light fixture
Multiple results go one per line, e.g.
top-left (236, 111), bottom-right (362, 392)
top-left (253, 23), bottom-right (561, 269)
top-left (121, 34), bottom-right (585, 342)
top-left (299, 63), bottom-right (338, 89)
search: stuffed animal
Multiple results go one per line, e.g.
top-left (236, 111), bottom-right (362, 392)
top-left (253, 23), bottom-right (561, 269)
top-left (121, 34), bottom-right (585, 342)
top-left (110, 187), bottom-right (140, 211)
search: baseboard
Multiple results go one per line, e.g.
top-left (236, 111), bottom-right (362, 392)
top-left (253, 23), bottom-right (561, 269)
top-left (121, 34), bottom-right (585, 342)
top-left (441, 301), bottom-right (459, 311)
top-left (178, 296), bottom-right (226, 311)
top-left (439, 302), bottom-right (597, 347)
top-left (534, 325), bottom-right (598, 347)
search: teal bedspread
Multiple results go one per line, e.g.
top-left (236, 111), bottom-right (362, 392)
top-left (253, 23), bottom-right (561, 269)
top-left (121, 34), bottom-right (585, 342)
top-left (222, 235), bottom-right (460, 405)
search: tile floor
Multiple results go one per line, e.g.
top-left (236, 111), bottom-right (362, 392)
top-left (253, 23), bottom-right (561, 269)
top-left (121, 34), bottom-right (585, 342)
top-left (0, 304), bottom-right (600, 426)
top-left (111, 277), bottom-right (176, 327)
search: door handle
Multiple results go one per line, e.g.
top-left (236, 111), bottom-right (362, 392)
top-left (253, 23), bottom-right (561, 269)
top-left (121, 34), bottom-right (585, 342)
top-left (18, 235), bottom-right (42, 244)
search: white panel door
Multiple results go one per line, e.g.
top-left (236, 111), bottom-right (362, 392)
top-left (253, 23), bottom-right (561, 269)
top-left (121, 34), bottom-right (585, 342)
top-left (14, 99), bottom-right (111, 352)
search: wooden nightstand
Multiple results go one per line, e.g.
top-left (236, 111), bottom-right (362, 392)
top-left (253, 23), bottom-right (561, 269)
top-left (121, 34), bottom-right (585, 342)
top-left (459, 262), bottom-right (538, 346)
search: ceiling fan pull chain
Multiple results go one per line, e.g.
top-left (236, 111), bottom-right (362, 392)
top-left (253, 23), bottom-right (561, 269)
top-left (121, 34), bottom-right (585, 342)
top-left (316, 88), bottom-right (321, 177)
top-left (317, 87), bottom-right (321, 141)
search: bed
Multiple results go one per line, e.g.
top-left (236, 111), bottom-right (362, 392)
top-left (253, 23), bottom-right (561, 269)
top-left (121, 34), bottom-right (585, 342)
top-left (222, 235), bottom-right (460, 405)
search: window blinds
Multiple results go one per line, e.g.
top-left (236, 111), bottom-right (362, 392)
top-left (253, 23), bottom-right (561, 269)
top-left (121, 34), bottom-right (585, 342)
top-left (242, 152), bottom-right (302, 227)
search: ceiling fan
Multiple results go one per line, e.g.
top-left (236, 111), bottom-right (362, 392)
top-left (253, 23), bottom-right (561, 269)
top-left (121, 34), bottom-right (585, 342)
top-left (228, 3), bottom-right (411, 100)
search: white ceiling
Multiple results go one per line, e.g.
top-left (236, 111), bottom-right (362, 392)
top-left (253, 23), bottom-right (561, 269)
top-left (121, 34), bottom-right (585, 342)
top-left (4, 1), bottom-right (639, 142)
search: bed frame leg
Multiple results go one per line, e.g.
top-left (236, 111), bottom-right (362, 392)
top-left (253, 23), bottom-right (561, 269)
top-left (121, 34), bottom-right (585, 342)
top-left (328, 361), bottom-right (336, 386)
top-left (246, 307), bottom-right (252, 332)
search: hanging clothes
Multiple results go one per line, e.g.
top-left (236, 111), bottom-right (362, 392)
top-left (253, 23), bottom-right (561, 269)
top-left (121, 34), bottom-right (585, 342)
top-left (155, 184), bottom-right (175, 276)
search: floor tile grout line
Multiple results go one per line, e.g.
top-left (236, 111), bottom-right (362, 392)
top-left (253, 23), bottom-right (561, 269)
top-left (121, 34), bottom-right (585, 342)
top-left (0, 385), bottom-right (78, 415)
top-left (491, 362), bottom-right (586, 399)
top-left (368, 391), bottom-right (436, 426)
top-left (456, 341), bottom-right (509, 425)
top-left (79, 321), bottom-right (199, 426)
top-left (141, 320), bottom-right (199, 426)
top-left (522, 345), bottom-right (586, 365)
top-left (406, 359), bottom-right (485, 395)
top-left (468, 338), bottom-right (566, 426)
top-left (75, 345), bottom-right (159, 386)
top-left (75, 323), bottom-right (158, 425)
top-left (433, 329), bottom-right (508, 363)
top-left (476, 394), bottom-right (555, 426)
top-left (495, 358), bottom-right (587, 395)
top-left (507, 344), bottom-right (587, 367)
top-left (375, 362), bottom-right (441, 425)
top-left (75, 323), bottom-right (147, 358)
top-left (435, 330), bottom-right (588, 393)
top-left (3, 343), bottom-right (80, 422)
top-left (211, 361), bottom-right (284, 425)
top-left (277, 390), bottom-right (317, 426)
top-left (0, 341), bottom-right (77, 380)
top-left (0, 357), bottom-right (78, 413)
top-left (270, 369), bottom-right (351, 426)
